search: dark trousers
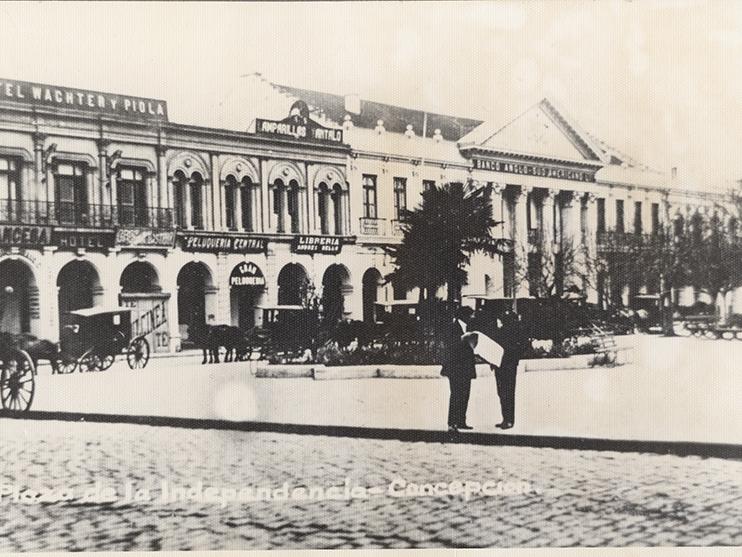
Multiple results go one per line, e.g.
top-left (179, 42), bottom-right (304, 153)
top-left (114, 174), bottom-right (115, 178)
top-left (495, 356), bottom-right (519, 424)
top-left (447, 376), bottom-right (472, 427)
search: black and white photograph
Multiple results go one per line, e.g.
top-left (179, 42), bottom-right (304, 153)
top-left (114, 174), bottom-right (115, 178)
top-left (1, 0), bottom-right (741, 552)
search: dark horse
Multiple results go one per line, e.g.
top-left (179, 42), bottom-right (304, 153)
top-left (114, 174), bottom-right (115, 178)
top-left (189, 323), bottom-right (249, 364)
top-left (0, 332), bottom-right (60, 373)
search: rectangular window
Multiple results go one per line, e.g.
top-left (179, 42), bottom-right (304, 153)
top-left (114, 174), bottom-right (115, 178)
top-left (0, 156), bottom-right (21, 222)
top-left (597, 198), bottom-right (606, 234)
top-left (615, 199), bottom-right (625, 233)
top-left (422, 180), bottom-right (435, 193)
top-left (651, 203), bottom-right (660, 235)
top-left (362, 174), bottom-right (377, 219)
top-left (634, 201), bottom-right (643, 234)
top-left (393, 177), bottom-right (407, 220)
top-left (117, 167), bottom-right (147, 226)
top-left (55, 162), bottom-right (87, 225)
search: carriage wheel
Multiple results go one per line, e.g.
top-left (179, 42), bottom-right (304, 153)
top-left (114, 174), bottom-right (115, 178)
top-left (127, 337), bottom-right (150, 369)
top-left (1, 350), bottom-right (36, 412)
top-left (97, 353), bottom-right (115, 371)
top-left (57, 357), bottom-right (77, 374)
top-left (79, 350), bottom-right (100, 373)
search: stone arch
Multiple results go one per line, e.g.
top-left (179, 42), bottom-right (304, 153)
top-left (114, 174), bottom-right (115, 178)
top-left (362, 267), bottom-right (383, 323)
top-left (0, 255), bottom-right (40, 335)
top-left (120, 261), bottom-right (161, 293)
top-left (277, 263), bottom-right (310, 306)
top-left (177, 260), bottom-right (217, 344)
top-left (167, 151), bottom-right (209, 179)
top-left (311, 166), bottom-right (347, 192)
top-left (220, 157), bottom-right (259, 184)
top-left (267, 160), bottom-right (304, 188)
top-left (321, 263), bottom-right (352, 325)
top-left (57, 259), bottom-right (104, 336)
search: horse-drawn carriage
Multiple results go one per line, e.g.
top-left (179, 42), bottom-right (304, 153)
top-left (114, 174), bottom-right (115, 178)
top-left (0, 335), bottom-right (36, 412)
top-left (57, 307), bottom-right (150, 373)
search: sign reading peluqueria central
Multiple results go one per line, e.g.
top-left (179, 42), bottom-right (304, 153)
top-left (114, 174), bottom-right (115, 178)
top-left (0, 78), bottom-right (168, 121)
top-left (178, 232), bottom-right (267, 254)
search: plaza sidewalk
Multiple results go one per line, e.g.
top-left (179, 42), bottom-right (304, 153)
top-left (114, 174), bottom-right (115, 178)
top-left (19, 333), bottom-right (741, 451)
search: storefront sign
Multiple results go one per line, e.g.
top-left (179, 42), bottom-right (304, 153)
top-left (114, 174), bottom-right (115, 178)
top-left (256, 117), bottom-right (343, 143)
top-left (0, 78), bottom-right (168, 121)
top-left (116, 228), bottom-right (176, 248)
top-left (121, 296), bottom-right (170, 354)
top-left (179, 233), bottom-right (267, 254)
top-left (229, 262), bottom-right (266, 287)
top-left (291, 235), bottom-right (342, 255)
top-left (53, 230), bottom-right (115, 250)
top-left (0, 225), bottom-right (51, 248)
top-left (473, 158), bottom-right (596, 183)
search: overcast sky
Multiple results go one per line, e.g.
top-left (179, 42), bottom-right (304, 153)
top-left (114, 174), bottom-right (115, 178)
top-left (1, 1), bottom-right (740, 192)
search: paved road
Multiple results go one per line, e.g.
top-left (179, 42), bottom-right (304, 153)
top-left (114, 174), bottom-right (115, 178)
top-left (2, 419), bottom-right (741, 550)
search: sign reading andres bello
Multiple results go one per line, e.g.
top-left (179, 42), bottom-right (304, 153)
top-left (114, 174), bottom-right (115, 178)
top-left (229, 262), bottom-right (266, 288)
top-left (255, 100), bottom-right (343, 144)
top-left (291, 235), bottom-right (342, 255)
top-left (473, 157), bottom-right (596, 183)
top-left (0, 78), bottom-right (168, 121)
top-left (179, 232), bottom-right (267, 254)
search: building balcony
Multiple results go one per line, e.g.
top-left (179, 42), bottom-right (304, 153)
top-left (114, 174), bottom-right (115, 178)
top-left (0, 200), bottom-right (173, 229)
top-left (359, 217), bottom-right (386, 236)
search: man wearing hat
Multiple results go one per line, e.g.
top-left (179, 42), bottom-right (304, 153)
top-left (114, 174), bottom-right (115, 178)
top-left (440, 305), bottom-right (477, 432)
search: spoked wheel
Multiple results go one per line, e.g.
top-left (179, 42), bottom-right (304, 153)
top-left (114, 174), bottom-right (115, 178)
top-left (97, 353), bottom-right (115, 371)
top-left (57, 357), bottom-right (78, 374)
top-left (127, 337), bottom-right (150, 370)
top-left (79, 350), bottom-right (100, 373)
top-left (1, 350), bottom-right (36, 412)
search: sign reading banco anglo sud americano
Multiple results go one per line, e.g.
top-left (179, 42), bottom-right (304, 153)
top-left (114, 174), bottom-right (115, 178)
top-left (473, 157), bottom-right (596, 183)
top-left (178, 233), bottom-right (267, 254)
top-left (0, 78), bottom-right (168, 121)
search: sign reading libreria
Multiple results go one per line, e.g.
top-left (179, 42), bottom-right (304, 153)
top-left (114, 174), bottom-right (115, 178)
top-left (291, 235), bottom-right (342, 255)
top-left (0, 78), bottom-right (168, 121)
top-left (473, 158), bottom-right (596, 183)
top-left (255, 117), bottom-right (343, 144)
top-left (179, 233), bottom-right (267, 254)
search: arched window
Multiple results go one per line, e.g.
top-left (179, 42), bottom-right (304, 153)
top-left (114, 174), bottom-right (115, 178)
top-left (190, 172), bottom-right (204, 229)
top-left (173, 170), bottom-right (188, 228)
top-left (224, 175), bottom-right (238, 230)
top-left (241, 176), bottom-right (253, 232)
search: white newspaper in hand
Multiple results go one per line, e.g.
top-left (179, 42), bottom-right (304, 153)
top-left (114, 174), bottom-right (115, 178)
top-left (469, 330), bottom-right (504, 367)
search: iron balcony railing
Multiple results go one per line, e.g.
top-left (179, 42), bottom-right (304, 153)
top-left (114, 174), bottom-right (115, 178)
top-left (0, 200), bottom-right (173, 229)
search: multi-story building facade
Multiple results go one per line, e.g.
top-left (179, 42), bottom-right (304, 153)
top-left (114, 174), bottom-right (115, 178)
top-left (0, 76), bottom-right (736, 351)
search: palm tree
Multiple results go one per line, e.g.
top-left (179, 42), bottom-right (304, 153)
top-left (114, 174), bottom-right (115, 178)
top-left (385, 181), bottom-right (504, 312)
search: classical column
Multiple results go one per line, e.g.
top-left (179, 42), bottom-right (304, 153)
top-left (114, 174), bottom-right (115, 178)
top-left (586, 193), bottom-right (599, 303)
top-left (513, 185), bottom-right (530, 297)
top-left (156, 146), bottom-right (168, 218)
top-left (280, 186), bottom-right (290, 233)
top-left (32, 133), bottom-right (45, 210)
top-left (202, 178), bottom-right (211, 230)
top-left (184, 177), bottom-right (193, 229)
top-left (490, 183), bottom-right (505, 234)
top-left (234, 185), bottom-right (244, 231)
top-left (210, 153), bottom-right (220, 231)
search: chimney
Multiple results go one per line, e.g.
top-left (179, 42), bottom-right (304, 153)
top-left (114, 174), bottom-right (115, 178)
top-left (344, 94), bottom-right (361, 115)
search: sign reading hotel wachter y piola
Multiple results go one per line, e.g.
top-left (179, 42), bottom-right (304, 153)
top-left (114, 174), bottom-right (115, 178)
top-left (0, 78), bottom-right (168, 121)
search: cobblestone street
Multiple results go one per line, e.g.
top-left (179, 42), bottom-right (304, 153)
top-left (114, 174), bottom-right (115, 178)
top-left (2, 419), bottom-right (742, 551)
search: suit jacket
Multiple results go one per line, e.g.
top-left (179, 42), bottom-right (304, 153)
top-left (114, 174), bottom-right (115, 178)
top-left (440, 319), bottom-right (476, 380)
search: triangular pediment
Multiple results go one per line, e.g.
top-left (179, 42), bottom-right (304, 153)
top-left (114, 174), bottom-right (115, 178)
top-left (460, 99), bottom-right (606, 164)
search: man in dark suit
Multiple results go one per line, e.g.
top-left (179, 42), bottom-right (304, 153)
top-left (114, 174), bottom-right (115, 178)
top-left (440, 305), bottom-right (477, 432)
top-left (493, 310), bottom-right (528, 429)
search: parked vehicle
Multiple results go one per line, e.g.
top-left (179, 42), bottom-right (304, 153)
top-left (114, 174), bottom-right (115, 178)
top-left (57, 307), bottom-right (150, 373)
